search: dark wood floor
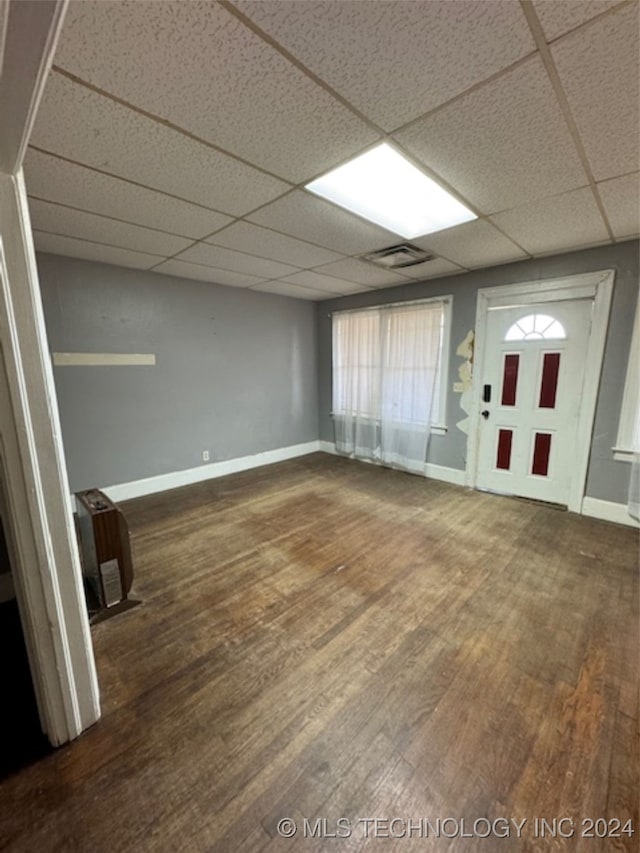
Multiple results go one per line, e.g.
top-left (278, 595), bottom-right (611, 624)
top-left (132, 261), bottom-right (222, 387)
top-left (1, 453), bottom-right (638, 851)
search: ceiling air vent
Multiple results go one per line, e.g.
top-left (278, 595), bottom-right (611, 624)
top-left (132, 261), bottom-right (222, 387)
top-left (361, 243), bottom-right (435, 269)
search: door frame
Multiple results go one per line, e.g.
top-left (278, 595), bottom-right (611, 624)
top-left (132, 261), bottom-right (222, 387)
top-left (466, 270), bottom-right (615, 513)
top-left (0, 173), bottom-right (100, 745)
top-left (0, 0), bottom-right (100, 746)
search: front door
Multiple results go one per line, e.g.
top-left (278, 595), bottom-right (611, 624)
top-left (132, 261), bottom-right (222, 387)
top-left (476, 299), bottom-right (592, 505)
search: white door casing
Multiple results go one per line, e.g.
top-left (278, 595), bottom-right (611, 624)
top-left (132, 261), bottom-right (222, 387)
top-left (0, 0), bottom-right (100, 747)
top-left (467, 271), bottom-right (615, 513)
top-left (0, 171), bottom-right (100, 745)
top-left (475, 300), bottom-right (592, 505)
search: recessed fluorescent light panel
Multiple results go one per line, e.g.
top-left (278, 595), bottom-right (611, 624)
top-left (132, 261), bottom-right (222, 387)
top-left (306, 143), bottom-right (477, 239)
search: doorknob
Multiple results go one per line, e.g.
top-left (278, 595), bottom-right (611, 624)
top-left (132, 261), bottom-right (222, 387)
top-left (481, 409), bottom-right (490, 419)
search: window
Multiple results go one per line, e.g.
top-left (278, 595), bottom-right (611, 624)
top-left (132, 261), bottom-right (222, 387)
top-left (332, 298), bottom-right (451, 430)
top-left (504, 313), bottom-right (566, 341)
top-left (614, 294), bottom-right (640, 461)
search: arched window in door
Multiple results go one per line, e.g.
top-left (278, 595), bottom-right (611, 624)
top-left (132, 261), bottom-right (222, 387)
top-left (504, 314), bottom-right (566, 341)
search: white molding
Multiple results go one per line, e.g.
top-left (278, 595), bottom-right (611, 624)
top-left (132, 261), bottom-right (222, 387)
top-left (467, 270), bottom-right (615, 513)
top-left (0, 170), bottom-right (99, 746)
top-left (0, 2), bottom-right (9, 77)
top-left (568, 272), bottom-right (614, 511)
top-left (319, 440), bottom-right (339, 455)
top-left (614, 291), bottom-right (640, 456)
top-left (318, 440), bottom-right (465, 485)
top-left (424, 462), bottom-right (466, 486)
top-left (103, 441), bottom-right (321, 503)
top-left (581, 497), bottom-right (640, 529)
top-left (53, 352), bottom-right (156, 367)
top-left (613, 448), bottom-right (635, 463)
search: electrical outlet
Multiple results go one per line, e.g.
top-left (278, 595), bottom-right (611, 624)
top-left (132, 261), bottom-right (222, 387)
top-left (202, 450), bottom-right (210, 462)
top-left (453, 382), bottom-right (464, 393)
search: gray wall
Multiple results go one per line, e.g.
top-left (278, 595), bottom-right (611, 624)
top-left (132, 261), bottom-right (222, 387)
top-left (317, 240), bottom-right (640, 504)
top-left (37, 253), bottom-right (319, 492)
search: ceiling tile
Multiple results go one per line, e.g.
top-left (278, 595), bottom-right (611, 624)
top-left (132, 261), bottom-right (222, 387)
top-left (393, 258), bottom-right (464, 280)
top-left (207, 222), bottom-right (344, 268)
top-left (414, 220), bottom-right (527, 268)
top-left (251, 281), bottom-right (329, 301)
top-left (233, 0), bottom-right (534, 131)
top-left (52, 0), bottom-right (378, 182)
top-left (551, 3), bottom-right (639, 181)
top-left (28, 198), bottom-right (192, 257)
top-left (152, 259), bottom-right (264, 288)
top-left (490, 187), bottom-right (610, 255)
top-left (310, 257), bottom-right (410, 287)
top-left (176, 242), bottom-right (300, 279)
top-left (248, 190), bottom-right (398, 255)
top-left (30, 73), bottom-right (290, 216)
top-left (395, 56), bottom-right (587, 214)
top-left (33, 231), bottom-right (159, 269)
top-left (597, 173), bottom-right (640, 239)
top-left (24, 148), bottom-right (232, 239)
top-left (532, 0), bottom-right (621, 41)
top-left (279, 270), bottom-right (371, 294)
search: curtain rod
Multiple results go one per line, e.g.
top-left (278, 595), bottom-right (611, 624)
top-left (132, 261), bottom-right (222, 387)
top-left (328, 294), bottom-right (452, 317)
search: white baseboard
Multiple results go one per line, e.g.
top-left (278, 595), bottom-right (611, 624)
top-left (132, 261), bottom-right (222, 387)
top-left (319, 440), bottom-right (338, 455)
top-left (424, 462), bottom-right (466, 486)
top-left (100, 440), bottom-right (321, 503)
top-left (581, 496), bottom-right (640, 528)
top-left (318, 441), bottom-right (466, 486)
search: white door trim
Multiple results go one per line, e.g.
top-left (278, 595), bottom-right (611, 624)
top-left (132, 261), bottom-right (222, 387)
top-left (0, 171), bottom-right (100, 745)
top-left (467, 270), bottom-right (615, 513)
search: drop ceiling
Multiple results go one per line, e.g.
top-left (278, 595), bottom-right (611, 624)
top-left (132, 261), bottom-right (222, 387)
top-left (25, 0), bottom-right (639, 301)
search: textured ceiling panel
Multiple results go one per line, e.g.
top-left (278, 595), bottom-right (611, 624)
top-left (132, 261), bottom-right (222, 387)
top-left (310, 257), bottom-right (411, 287)
top-left (30, 74), bottom-right (290, 216)
top-left (24, 149), bottom-right (233, 239)
top-left (552, 3), bottom-right (639, 181)
top-left (207, 222), bottom-right (344, 268)
top-left (248, 191), bottom-right (397, 255)
top-left (233, 0), bottom-right (535, 131)
top-left (532, 0), bottom-right (621, 41)
top-left (176, 242), bottom-right (300, 280)
top-left (597, 173), bottom-right (640, 239)
top-left (251, 281), bottom-right (330, 301)
top-left (393, 258), bottom-right (464, 280)
top-left (33, 231), bottom-right (159, 269)
top-left (53, 0), bottom-right (378, 182)
top-left (28, 198), bottom-right (192, 257)
top-left (490, 188), bottom-right (610, 255)
top-left (396, 57), bottom-right (587, 214)
top-left (24, 0), bottom-right (636, 299)
top-left (415, 220), bottom-right (527, 268)
top-left (152, 259), bottom-right (264, 288)
top-left (278, 270), bottom-right (371, 295)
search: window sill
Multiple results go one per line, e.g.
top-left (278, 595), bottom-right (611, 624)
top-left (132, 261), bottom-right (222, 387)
top-left (330, 413), bottom-right (447, 435)
top-left (613, 447), bottom-right (638, 462)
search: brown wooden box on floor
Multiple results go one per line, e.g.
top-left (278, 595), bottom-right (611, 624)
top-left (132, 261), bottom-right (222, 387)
top-left (75, 488), bottom-right (139, 622)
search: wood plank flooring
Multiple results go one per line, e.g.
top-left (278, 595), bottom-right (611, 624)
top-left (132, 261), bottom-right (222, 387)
top-left (0, 453), bottom-right (638, 851)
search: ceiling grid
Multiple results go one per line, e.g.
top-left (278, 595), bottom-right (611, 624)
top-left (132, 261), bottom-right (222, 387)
top-left (25, 0), bottom-right (638, 299)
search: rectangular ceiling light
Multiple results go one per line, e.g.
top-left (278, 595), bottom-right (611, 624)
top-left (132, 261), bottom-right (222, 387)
top-left (305, 142), bottom-right (477, 239)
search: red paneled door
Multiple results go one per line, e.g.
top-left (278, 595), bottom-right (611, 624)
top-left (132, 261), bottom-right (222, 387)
top-left (476, 299), bottom-right (593, 505)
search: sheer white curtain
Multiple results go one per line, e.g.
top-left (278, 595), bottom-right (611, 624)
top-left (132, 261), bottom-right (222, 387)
top-left (333, 307), bottom-right (380, 462)
top-left (332, 301), bottom-right (444, 474)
